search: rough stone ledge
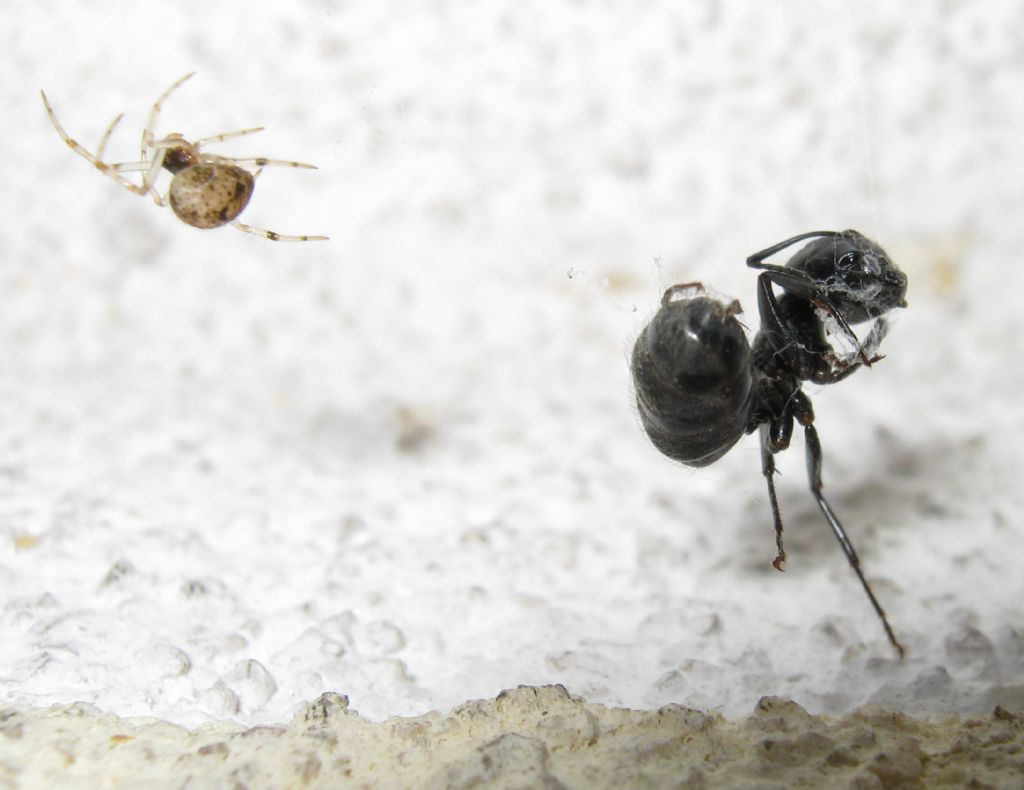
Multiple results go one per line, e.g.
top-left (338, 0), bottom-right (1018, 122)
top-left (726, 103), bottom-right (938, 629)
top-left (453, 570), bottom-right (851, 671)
top-left (1, 686), bottom-right (1021, 788)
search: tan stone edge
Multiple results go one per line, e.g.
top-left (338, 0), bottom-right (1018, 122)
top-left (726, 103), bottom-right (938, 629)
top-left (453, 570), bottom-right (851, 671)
top-left (1, 686), bottom-right (1021, 788)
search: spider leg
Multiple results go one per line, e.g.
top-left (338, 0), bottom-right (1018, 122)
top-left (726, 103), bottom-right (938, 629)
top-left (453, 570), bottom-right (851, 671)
top-left (142, 147), bottom-right (171, 205)
top-left (193, 127), bottom-right (265, 148)
top-left (792, 391), bottom-right (905, 658)
top-left (231, 220), bottom-right (328, 242)
top-left (148, 177), bottom-right (174, 209)
top-left (105, 161), bottom-right (150, 172)
top-left (40, 90), bottom-right (151, 196)
top-left (143, 72), bottom-right (195, 159)
top-left (109, 147), bottom-right (167, 204)
top-left (149, 145), bottom-right (317, 170)
top-left (101, 159), bottom-right (168, 204)
top-left (215, 156), bottom-right (318, 170)
top-left (859, 317), bottom-right (891, 360)
top-left (96, 112), bottom-right (124, 163)
top-left (106, 158), bottom-right (168, 204)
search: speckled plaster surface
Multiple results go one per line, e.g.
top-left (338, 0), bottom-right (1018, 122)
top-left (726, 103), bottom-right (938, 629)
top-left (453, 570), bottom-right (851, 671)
top-left (1, 0), bottom-right (1024, 785)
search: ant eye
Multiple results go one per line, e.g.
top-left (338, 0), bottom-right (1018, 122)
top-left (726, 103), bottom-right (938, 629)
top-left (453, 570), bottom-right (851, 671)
top-left (838, 251), bottom-right (859, 269)
top-left (839, 250), bottom-right (882, 276)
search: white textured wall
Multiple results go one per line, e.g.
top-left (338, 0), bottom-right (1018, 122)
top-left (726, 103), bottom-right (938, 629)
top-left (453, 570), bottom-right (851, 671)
top-left (1, 0), bottom-right (1022, 729)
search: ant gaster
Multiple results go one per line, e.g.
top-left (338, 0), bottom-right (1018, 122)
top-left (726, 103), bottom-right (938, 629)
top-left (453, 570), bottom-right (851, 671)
top-left (631, 230), bottom-right (909, 657)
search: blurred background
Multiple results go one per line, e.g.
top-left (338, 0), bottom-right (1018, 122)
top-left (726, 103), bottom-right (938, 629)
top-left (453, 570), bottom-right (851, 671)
top-left (1, 0), bottom-right (1022, 727)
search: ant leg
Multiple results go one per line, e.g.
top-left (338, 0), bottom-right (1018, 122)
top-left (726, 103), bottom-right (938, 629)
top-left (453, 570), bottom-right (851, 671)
top-left (755, 272), bottom-right (791, 354)
top-left (755, 273), bottom-right (822, 379)
top-left (661, 282), bottom-right (705, 305)
top-left (761, 446), bottom-right (785, 570)
top-left (760, 417), bottom-right (793, 571)
top-left (746, 230), bottom-right (841, 268)
top-left (755, 273), bottom-right (868, 381)
top-left (747, 262), bottom-right (821, 297)
top-left (792, 392), bottom-right (906, 658)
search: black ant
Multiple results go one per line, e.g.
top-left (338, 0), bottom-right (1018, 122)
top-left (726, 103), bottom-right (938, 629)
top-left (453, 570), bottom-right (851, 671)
top-left (631, 230), bottom-right (909, 657)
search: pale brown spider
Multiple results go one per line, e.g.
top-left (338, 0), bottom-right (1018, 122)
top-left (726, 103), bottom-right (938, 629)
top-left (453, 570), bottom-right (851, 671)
top-left (40, 73), bottom-right (328, 242)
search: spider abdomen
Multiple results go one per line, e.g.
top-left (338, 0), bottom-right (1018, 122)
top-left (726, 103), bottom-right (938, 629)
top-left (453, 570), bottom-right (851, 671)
top-left (169, 164), bottom-right (255, 229)
top-left (632, 292), bottom-right (754, 467)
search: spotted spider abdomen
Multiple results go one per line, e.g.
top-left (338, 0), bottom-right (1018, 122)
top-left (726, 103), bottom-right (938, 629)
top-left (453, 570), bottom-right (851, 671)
top-left (168, 164), bottom-right (255, 229)
top-left (632, 289), bottom-right (755, 467)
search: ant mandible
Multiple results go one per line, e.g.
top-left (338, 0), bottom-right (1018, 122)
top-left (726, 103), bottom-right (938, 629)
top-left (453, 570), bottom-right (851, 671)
top-left (631, 230), bottom-right (909, 657)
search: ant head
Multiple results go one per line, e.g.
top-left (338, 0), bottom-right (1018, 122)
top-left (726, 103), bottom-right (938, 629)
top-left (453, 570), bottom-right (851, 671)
top-left (793, 230), bottom-right (908, 324)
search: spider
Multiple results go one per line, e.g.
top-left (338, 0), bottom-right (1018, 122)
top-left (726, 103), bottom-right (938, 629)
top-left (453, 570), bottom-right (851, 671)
top-left (631, 230), bottom-right (909, 657)
top-left (40, 72), bottom-right (328, 242)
